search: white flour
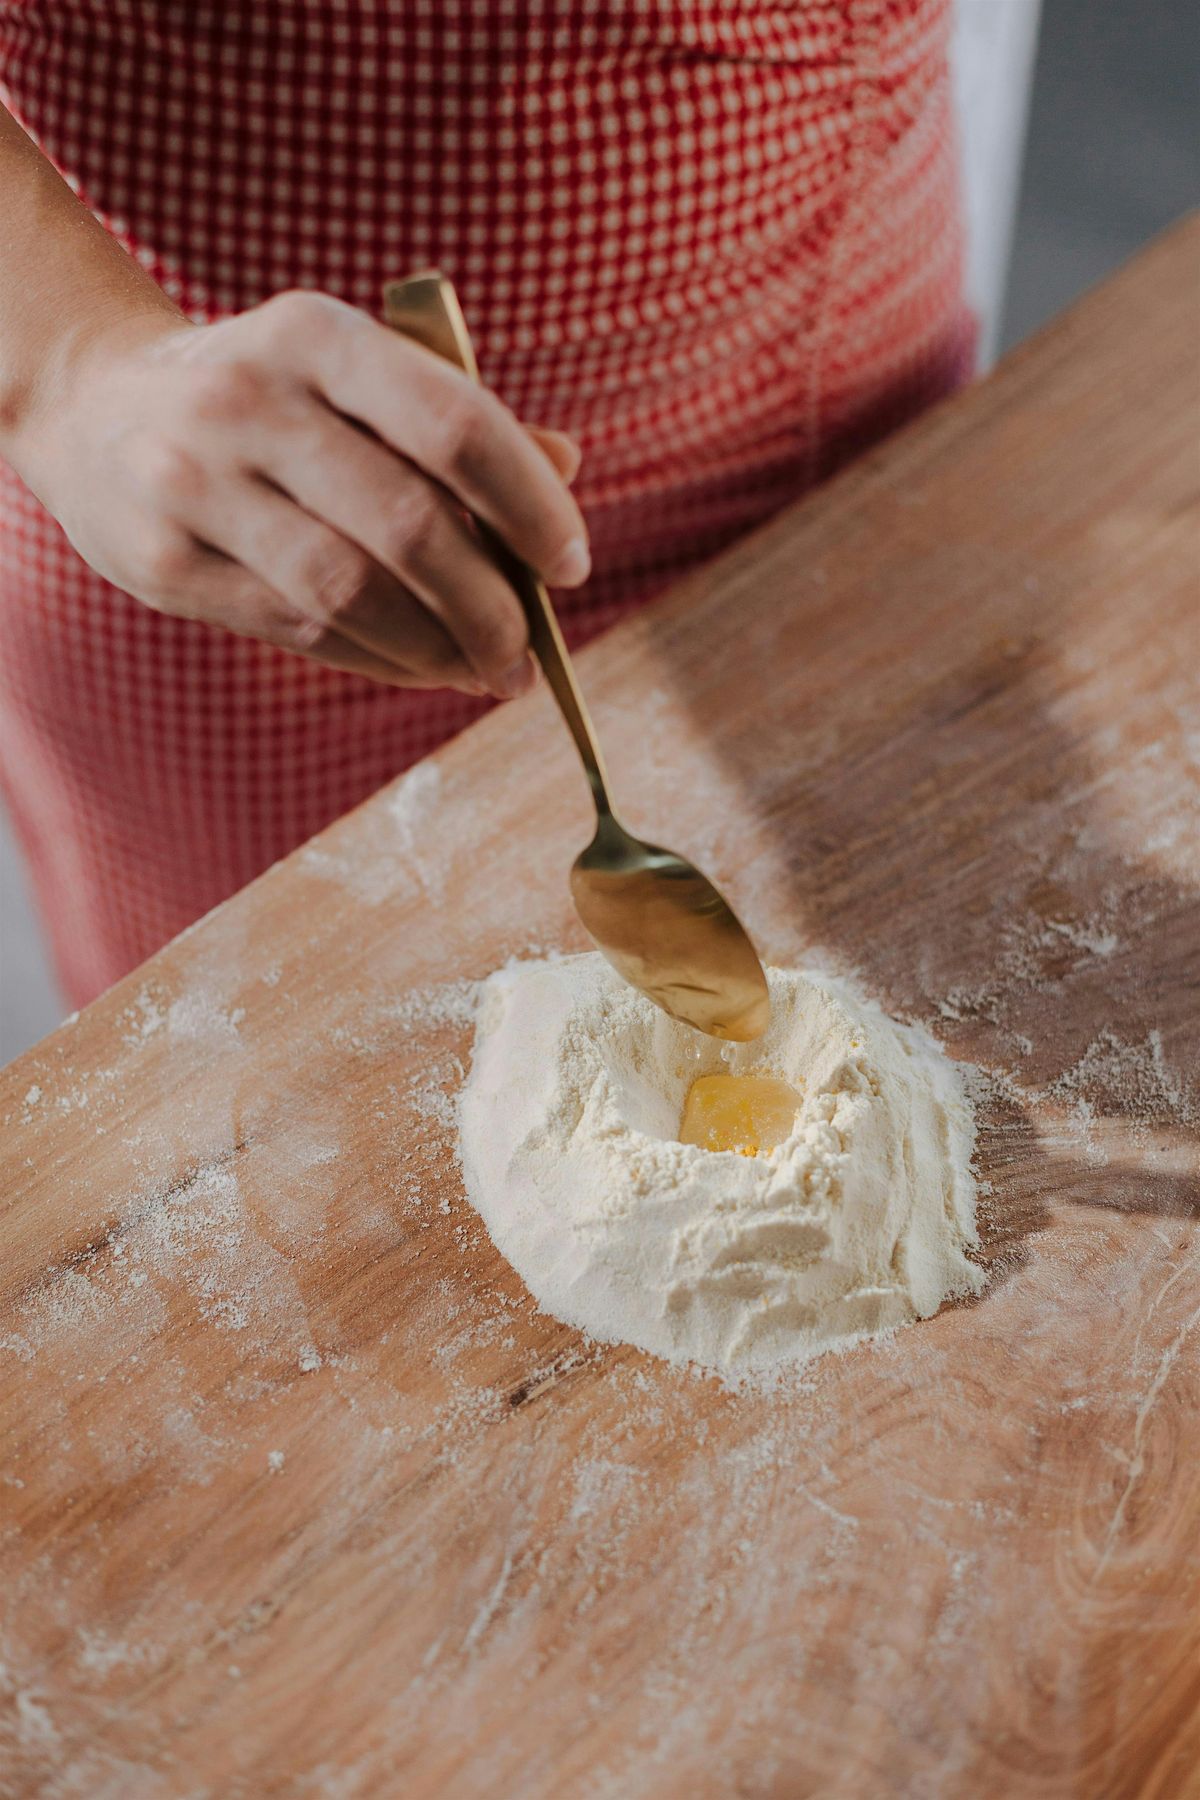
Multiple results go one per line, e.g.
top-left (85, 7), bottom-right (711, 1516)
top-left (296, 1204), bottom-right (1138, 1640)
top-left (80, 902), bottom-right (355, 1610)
top-left (459, 955), bottom-right (984, 1380)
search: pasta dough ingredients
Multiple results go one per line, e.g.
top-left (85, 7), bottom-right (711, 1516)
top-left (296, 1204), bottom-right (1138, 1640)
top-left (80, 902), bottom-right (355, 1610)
top-left (678, 1072), bottom-right (803, 1156)
top-left (458, 954), bottom-right (984, 1380)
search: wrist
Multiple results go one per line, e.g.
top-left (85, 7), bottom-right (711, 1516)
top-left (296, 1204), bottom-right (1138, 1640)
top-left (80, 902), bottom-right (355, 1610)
top-left (0, 104), bottom-right (187, 491)
top-left (9, 301), bottom-right (186, 504)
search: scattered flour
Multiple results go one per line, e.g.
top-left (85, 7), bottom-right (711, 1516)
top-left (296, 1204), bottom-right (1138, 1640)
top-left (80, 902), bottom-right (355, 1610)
top-left (166, 992), bottom-right (245, 1045)
top-left (121, 987), bottom-right (166, 1044)
top-left (459, 955), bottom-right (984, 1380)
top-left (1042, 917), bottom-right (1119, 958)
top-left (118, 983), bottom-right (245, 1048)
top-left (385, 761), bottom-right (443, 860)
top-left (302, 760), bottom-right (445, 904)
top-left (75, 1629), bottom-right (147, 1678)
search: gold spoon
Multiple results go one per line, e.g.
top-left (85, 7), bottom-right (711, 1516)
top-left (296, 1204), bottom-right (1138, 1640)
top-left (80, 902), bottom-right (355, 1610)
top-left (383, 271), bottom-right (770, 1042)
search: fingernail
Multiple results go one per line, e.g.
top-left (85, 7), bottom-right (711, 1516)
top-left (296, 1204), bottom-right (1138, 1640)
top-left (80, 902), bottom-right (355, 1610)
top-left (494, 655), bottom-right (537, 700)
top-left (548, 536), bottom-right (590, 587)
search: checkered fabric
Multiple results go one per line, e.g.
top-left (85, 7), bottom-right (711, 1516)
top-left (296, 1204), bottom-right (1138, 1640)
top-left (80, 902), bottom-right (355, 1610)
top-left (0, 1), bottom-right (974, 1007)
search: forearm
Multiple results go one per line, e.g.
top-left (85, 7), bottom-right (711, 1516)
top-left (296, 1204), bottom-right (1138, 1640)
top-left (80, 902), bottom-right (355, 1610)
top-left (0, 103), bottom-right (181, 477)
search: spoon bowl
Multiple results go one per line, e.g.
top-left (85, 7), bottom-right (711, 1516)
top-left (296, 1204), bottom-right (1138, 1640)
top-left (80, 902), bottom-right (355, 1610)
top-left (384, 271), bottom-right (770, 1042)
top-left (571, 816), bottom-right (770, 1041)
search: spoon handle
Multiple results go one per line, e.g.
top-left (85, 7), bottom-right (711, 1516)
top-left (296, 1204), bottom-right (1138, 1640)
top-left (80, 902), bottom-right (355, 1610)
top-left (383, 272), bottom-right (611, 816)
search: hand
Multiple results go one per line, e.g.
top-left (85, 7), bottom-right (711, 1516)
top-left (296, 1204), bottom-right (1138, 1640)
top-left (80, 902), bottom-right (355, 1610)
top-left (20, 292), bottom-right (590, 697)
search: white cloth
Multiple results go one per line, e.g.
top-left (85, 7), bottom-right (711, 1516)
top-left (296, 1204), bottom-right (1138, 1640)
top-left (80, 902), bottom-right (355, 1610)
top-left (951, 0), bottom-right (1043, 365)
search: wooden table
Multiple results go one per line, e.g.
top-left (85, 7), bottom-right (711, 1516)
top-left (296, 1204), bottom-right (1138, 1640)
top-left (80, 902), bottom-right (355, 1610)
top-left (3, 222), bottom-right (1198, 1800)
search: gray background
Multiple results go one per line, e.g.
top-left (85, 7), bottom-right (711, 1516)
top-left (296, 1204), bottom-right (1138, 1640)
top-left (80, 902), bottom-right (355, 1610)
top-left (1002, 0), bottom-right (1197, 349)
top-left (2, 0), bottom-right (1196, 1065)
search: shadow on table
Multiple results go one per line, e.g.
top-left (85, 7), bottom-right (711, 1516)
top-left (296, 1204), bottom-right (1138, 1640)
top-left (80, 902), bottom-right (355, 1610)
top-left (629, 563), bottom-right (1200, 1288)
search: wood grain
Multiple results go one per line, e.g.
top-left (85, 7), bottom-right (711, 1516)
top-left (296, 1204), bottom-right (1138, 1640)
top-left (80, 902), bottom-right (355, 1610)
top-left (2, 219), bottom-right (1199, 1800)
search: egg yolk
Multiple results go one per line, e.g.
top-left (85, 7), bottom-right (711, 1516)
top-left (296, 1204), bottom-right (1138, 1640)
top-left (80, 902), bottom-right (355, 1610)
top-left (678, 1073), bottom-right (802, 1157)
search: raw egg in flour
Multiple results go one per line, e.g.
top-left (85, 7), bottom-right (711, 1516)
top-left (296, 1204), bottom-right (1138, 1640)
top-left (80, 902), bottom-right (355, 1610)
top-left (678, 1073), bottom-right (802, 1157)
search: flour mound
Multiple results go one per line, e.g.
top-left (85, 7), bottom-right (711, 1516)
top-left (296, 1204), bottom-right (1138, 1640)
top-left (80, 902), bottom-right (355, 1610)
top-left (459, 955), bottom-right (984, 1379)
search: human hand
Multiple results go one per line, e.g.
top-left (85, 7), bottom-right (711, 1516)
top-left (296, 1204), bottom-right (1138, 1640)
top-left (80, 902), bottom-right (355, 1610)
top-left (20, 291), bottom-right (589, 697)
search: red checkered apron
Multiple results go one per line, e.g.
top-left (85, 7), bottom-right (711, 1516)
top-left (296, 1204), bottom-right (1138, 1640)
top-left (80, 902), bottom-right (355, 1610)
top-left (0, 1), bottom-right (974, 1007)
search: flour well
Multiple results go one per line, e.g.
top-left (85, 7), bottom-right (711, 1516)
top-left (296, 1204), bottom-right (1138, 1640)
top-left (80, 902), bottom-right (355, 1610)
top-left (459, 955), bottom-right (985, 1379)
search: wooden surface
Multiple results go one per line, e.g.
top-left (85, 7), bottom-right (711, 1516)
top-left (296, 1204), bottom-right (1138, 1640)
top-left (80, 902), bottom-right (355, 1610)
top-left (3, 221), bottom-right (1199, 1800)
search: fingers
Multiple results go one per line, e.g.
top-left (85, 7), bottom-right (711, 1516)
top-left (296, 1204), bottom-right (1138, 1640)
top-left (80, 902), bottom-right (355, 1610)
top-left (124, 530), bottom-right (437, 686)
top-left (525, 425), bottom-right (582, 483)
top-left (264, 411), bottom-right (537, 698)
top-left (192, 478), bottom-right (488, 694)
top-left (121, 402), bottom-right (489, 692)
top-left (250, 291), bottom-right (591, 588)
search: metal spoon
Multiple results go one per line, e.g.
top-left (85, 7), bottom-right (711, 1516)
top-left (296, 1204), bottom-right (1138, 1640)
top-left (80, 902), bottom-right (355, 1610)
top-left (383, 271), bottom-right (770, 1042)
